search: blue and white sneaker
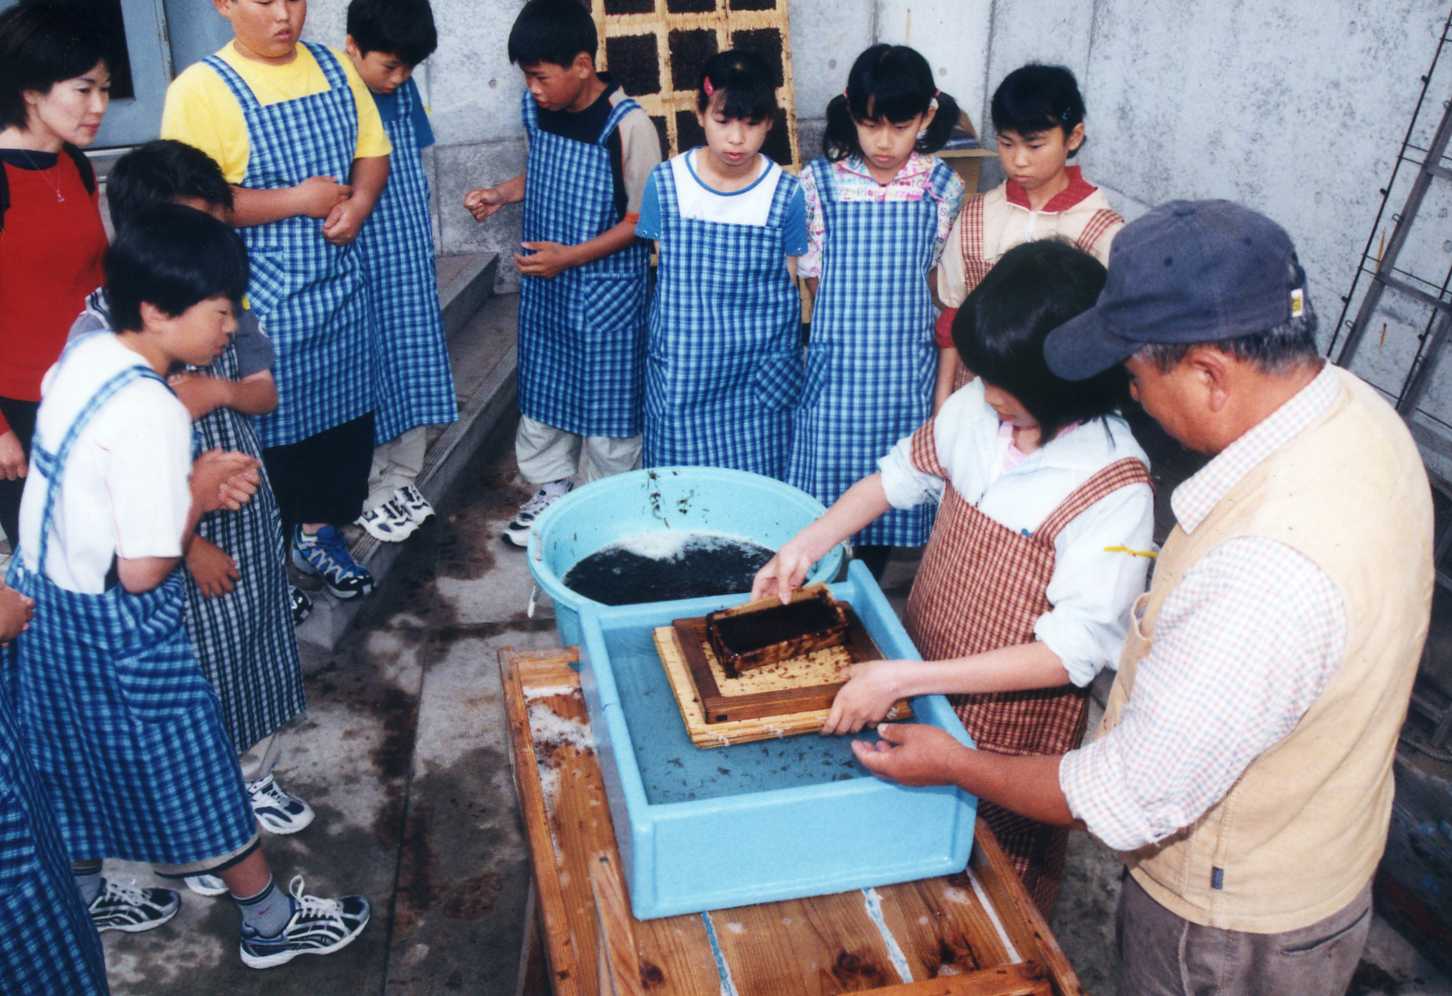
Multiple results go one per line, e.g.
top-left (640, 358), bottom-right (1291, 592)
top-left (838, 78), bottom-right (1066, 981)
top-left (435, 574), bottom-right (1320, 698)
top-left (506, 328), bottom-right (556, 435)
top-left (239, 876), bottom-right (371, 970)
top-left (248, 774), bottom-right (315, 835)
top-left (185, 874), bottom-right (228, 897)
top-left (88, 879), bottom-right (180, 933)
top-left (290, 525), bottom-right (374, 599)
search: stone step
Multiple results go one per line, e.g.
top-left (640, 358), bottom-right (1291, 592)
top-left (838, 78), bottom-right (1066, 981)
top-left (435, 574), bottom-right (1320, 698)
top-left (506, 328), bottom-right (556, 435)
top-left (295, 253), bottom-right (518, 653)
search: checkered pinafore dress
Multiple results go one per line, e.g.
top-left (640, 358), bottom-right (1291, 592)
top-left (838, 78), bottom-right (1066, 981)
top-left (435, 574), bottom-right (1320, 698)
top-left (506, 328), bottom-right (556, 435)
top-left (356, 78), bottom-right (457, 445)
top-left (518, 91), bottom-right (650, 438)
top-left (902, 421), bottom-right (1151, 914)
top-left (0, 687), bottom-right (107, 995)
top-left (787, 158), bottom-right (957, 547)
top-left (642, 157), bottom-right (803, 477)
top-left (184, 329), bottom-right (306, 755)
top-left (204, 43), bottom-right (373, 449)
top-left (5, 364), bottom-right (257, 867)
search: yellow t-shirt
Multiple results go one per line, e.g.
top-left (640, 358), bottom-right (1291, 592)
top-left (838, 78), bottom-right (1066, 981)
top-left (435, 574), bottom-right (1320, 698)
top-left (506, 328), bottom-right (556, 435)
top-left (161, 41), bottom-right (391, 184)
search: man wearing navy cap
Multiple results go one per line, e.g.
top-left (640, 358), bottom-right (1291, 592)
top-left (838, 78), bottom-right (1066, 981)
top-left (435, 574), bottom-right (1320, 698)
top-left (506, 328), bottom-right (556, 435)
top-left (854, 200), bottom-right (1434, 992)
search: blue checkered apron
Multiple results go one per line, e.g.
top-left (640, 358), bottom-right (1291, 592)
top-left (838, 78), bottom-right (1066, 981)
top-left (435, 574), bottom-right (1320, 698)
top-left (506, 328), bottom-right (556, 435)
top-left (518, 91), bottom-right (650, 438)
top-left (785, 158), bottom-right (956, 546)
top-left (6, 364), bottom-right (257, 867)
top-left (0, 686), bottom-right (108, 995)
top-left (356, 78), bottom-right (457, 445)
top-left (642, 160), bottom-right (803, 477)
top-left (185, 340), bottom-right (306, 755)
top-left (204, 43), bottom-right (373, 449)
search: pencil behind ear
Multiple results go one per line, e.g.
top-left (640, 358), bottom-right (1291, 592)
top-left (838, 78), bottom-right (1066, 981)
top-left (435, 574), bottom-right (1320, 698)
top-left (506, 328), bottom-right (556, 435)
top-left (916, 89), bottom-right (959, 154)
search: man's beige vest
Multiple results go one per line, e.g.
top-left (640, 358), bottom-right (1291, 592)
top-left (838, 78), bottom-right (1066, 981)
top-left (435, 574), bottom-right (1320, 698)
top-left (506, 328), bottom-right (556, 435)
top-left (1099, 368), bottom-right (1433, 933)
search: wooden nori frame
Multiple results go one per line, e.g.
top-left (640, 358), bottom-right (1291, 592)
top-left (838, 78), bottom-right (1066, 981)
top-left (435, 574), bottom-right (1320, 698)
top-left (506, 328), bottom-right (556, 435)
top-left (673, 605), bottom-right (883, 723)
top-left (705, 589), bottom-right (848, 677)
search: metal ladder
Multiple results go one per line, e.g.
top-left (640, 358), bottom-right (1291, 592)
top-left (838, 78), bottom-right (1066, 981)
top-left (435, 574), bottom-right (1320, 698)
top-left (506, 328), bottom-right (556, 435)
top-left (1328, 7), bottom-right (1452, 758)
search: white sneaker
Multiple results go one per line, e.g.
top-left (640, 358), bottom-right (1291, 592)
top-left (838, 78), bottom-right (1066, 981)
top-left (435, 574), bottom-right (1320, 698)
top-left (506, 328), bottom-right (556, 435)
top-left (356, 499), bottom-right (417, 543)
top-left (504, 480), bottom-right (573, 548)
top-left (87, 878), bottom-right (181, 933)
top-left (238, 876), bottom-right (371, 970)
top-left (393, 484), bottom-right (435, 526)
top-left (185, 874), bottom-right (228, 897)
top-left (247, 774), bottom-right (316, 835)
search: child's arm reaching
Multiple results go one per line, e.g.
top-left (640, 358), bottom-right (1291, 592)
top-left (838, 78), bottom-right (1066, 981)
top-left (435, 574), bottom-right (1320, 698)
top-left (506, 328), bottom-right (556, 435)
top-left (185, 535), bottom-right (240, 599)
top-left (515, 218), bottom-right (639, 280)
top-left (822, 642), bottom-right (1070, 735)
top-left (169, 371), bottom-right (277, 419)
top-left (751, 474), bottom-right (893, 604)
top-left (322, 155), bottom-right (390, 245)
top-left (230, 177), bottom-right (352, 228)
top-left (464, 174), bottom-right (526, 221)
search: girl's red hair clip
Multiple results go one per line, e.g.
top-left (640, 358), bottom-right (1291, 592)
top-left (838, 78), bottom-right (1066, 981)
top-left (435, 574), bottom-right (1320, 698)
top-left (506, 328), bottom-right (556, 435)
top-left (703, 76), bottom-right (715, 97)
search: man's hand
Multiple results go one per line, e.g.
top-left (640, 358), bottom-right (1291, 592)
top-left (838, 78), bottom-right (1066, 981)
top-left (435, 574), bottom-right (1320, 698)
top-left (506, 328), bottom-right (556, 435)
top-left (514, 241), bottom-right (578, 279)
top-left (464, 186), bottom-right (506, 222)
top-left (322, 196), bottom-right (369, 245)
top-left (168, 373), bottom-right (233, 421)
top-left (186, 535), bottom-right (239, 598)
top-left (192, 450), bottom-right (260, 513)
top-left (823, 660), bottom-right (907, 735)
top-left (0, 584), bottom-right (34, 644)
top-left (851, 723), bottom-right (965, 787)
top-left (0, 430), bottom-right (26, 481)
top-left (294, 176), bottom-right (351, 219)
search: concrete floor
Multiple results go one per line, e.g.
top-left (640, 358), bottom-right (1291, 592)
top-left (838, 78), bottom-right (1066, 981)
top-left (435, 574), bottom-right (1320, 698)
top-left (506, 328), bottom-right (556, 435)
top-left (95, 416), bottom-right (1451, 994)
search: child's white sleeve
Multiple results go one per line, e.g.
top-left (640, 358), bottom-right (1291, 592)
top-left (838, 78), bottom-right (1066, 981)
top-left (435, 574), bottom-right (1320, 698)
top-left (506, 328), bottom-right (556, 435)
top-left (105, 385), bottom-right (193, 560)
top-left (1036, 482), bottom-right (1156, 686)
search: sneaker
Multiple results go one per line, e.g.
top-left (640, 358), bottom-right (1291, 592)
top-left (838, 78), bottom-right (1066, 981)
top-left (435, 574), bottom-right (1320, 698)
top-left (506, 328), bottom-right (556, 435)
top-left (289, 585), bottom-right (312, 626)
top-left (356, 499), bottom-right (416, 543)
top-left (239, 876), bottom-right (371, 970)
top-left (393, 484), bottom-right (435, 526)
top-left (248, 774), bottom-right (316, 835)
top-left (185, 874), bottom-right (228, 897)
top-left (88, 879), bottom-right (181, 933)
top-left (504, 480), bottom-right (573, 548)
top-left (290, 525), bottom-right (374, 599)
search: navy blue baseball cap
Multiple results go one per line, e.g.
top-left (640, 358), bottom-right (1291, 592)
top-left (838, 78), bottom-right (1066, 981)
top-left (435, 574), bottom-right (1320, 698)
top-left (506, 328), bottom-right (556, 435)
top-left (1044, 200), bottom-right (1307, 380)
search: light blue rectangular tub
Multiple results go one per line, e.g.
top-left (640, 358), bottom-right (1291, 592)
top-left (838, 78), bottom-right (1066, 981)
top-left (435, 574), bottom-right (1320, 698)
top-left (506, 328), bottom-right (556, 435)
top-left (575, 561), bottom-right (978, 920)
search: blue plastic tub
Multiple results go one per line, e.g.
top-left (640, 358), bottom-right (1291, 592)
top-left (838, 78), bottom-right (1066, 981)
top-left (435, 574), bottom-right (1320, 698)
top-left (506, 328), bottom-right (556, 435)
top-left (576, 560), bottom-right (977, 919)
top-left (527, 467), bottom-right (846, 647)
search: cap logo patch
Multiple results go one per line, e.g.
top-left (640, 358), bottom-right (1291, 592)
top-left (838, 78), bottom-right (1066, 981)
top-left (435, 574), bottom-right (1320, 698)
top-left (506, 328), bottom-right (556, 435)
top-left (1290, 288), bottom-right (1305, 318)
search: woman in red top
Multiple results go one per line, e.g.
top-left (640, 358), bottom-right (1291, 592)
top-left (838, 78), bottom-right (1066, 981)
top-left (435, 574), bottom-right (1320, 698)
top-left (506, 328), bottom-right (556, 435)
top-left (0, 2), bottom-right (111, 549)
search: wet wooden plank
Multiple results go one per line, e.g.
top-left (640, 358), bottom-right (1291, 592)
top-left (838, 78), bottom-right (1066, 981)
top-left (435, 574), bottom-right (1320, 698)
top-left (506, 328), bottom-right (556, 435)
top-left (501, 648), bottom-right (1081, 996)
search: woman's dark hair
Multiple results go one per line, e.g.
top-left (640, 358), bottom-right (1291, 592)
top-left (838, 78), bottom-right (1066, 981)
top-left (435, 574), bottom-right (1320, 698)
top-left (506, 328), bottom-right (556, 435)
top-left (696, 49), bottom-right (777, 124)
top-left (824, 44), bottom-right (958, 161)
top-left (347, 0), bottom-right (438, 68)
top-left (104, 204), bottom-right (250, 334)
top-left (0, 1), bottom-right (113, 131)
top-left (952, 240), bottom-right (1124, 441)
top-left (107, 140), bottom-right (233, 235)
top-left (990, 64), bottom-right (1086, 157)
top-left (507, 0), bottom-right (596, 69)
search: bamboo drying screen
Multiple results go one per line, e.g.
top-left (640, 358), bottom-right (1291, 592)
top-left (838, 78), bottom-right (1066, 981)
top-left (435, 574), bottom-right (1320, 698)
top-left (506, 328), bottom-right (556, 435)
top-left (652, 625), bottom-right (909, 747)
top-left (589, 0), bottom-right (801, 169)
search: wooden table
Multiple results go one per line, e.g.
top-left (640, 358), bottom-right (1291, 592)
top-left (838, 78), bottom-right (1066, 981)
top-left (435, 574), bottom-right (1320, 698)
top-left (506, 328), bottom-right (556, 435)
top-left (501, 648), bottom-right (1082, 996)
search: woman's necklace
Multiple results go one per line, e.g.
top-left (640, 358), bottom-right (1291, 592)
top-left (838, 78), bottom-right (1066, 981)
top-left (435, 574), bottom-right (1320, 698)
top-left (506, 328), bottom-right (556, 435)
top-left (15, 147), bottom-right (65, 203)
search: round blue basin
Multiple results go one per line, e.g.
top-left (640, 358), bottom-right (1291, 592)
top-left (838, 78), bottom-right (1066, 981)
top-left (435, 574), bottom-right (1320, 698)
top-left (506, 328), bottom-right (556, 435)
top-left (527, 467), bottom-right (845, 646)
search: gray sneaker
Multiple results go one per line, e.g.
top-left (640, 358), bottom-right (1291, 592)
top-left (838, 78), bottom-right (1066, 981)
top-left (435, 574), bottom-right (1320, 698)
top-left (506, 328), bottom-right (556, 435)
top-left (504, 480), bottom-right (573, 548)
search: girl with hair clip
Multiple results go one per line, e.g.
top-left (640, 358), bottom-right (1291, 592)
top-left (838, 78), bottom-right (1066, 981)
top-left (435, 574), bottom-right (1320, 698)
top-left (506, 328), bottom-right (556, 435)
top-left (636, 49), bottom-right (807, 477)
top-left (785, 45), bottom-right (965, 575)
top-left (756, 240), bottom-right (1154, 915)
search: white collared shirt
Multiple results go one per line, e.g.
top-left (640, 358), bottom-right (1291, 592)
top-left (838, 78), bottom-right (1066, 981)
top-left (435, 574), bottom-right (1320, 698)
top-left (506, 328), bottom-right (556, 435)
top-left (878, 379), bottom-right (1155, 686)
top-left (1059, 364), bottom-right (1349, 853)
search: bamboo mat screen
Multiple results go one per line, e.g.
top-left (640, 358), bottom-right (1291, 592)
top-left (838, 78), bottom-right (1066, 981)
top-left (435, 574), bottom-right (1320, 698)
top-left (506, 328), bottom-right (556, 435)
top-left (589, 0), bottom-right (802, 170)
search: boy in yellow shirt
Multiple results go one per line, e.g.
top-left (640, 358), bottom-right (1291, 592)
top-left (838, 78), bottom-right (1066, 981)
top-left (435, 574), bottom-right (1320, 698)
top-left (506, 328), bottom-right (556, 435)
top-left (162, 0), bottom-right (390, 602)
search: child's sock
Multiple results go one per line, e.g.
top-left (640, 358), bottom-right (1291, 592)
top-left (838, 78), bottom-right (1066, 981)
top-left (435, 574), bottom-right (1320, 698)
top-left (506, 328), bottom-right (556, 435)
top-left (233, 876), bottom-right (293, 936)
top-left (72, 859), bottom-right (103, 905)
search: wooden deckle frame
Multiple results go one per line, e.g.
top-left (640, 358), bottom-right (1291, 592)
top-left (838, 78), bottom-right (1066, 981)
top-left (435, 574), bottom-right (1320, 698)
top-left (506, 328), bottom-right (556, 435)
top-left (589, 0), bottom-right (802, 169)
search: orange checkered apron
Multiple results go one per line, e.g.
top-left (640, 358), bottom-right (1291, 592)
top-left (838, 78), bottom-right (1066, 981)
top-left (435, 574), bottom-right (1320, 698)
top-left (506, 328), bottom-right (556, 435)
top-left (903, 422), bottom-right (1151, 914)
